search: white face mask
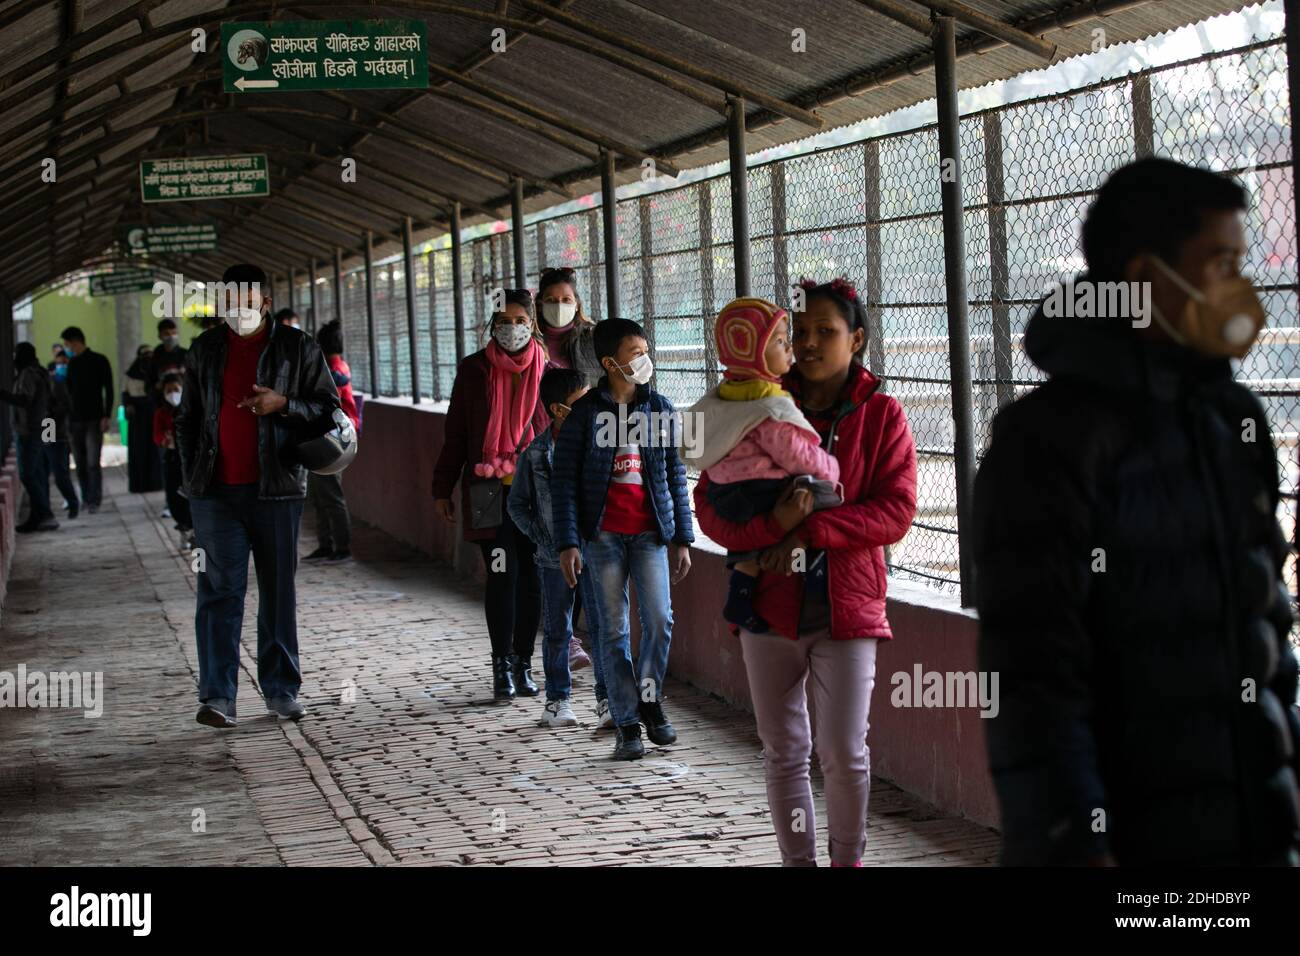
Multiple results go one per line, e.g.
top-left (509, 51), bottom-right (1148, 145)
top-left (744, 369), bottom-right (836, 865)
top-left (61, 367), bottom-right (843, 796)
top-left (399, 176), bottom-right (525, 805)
top-left (226, 302), bottom-right (264, 335)
top-left (541, 301), bottom-right (577, 328)
top-left (613, 352), bottom-right (653, 385)
top-left (493, 322), bottom-right (533, 352)
top-left (165, 390), bottom-right (182, 407)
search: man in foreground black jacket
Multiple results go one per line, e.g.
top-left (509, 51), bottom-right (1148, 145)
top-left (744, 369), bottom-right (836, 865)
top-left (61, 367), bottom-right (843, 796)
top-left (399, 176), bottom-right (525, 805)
top-left (176, 263), bottom-right (340, 729)
top-left (973, 158), bottom-right (1300, 866)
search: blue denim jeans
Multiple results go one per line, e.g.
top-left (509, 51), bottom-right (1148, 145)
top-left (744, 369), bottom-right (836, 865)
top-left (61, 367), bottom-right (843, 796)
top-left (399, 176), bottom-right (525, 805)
top-left (537, 563), bottom-right (606, 702)
top-left (190, 484), bottom-right (304, 703)
top-left (584, 530), bottom-right (673, 727)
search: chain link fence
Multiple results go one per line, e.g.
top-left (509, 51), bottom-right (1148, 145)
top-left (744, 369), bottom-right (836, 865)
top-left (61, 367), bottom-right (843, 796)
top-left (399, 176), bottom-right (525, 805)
top-left (331, 38), bottom-right (1296, 599)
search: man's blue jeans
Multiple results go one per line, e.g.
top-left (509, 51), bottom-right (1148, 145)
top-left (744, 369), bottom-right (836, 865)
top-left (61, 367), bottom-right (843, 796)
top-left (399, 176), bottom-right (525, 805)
top-left (537, 562), bottom-right (606, 703)
top-left (584, 530), bottom-right (674, 727)
top-left (16, 436), bottom-right (53, 521)
top-left (190, 484), bottom-right (304, 703)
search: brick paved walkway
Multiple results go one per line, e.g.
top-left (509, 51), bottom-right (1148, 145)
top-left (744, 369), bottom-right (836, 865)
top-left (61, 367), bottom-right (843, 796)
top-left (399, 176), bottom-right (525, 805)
top-left (0, 467), bottom-right (998, 866)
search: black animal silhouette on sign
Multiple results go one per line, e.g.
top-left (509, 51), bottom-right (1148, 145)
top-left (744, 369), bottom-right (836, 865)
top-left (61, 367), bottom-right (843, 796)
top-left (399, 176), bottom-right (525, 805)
top-left (236, 36), bottom-right (269, 68)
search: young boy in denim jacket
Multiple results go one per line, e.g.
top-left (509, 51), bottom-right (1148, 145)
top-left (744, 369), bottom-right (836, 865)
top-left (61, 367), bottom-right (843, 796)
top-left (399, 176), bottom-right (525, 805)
top-left (507, 368), bottom-right (608, 729)
top-left (551, 319), bottom-right (694, 761)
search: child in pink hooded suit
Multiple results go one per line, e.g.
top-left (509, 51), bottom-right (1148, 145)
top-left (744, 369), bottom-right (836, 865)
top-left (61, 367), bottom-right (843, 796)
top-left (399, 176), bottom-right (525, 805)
top-left (682, 297), bottom-right (841, 632)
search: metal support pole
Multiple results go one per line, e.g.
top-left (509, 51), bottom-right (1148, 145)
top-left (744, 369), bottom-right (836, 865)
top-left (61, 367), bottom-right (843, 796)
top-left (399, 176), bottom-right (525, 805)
top-left (728, 96), bottom-right (751, 297)
top-left (511, 176), bottom-right (526, 289)
top-left (288, 266), bottom-right (297, 316)
top-left (333, 246), bottom-right (343, 324)
top-left (638, 195), bottom-right (655, 355)
top-left (1284, 1), bottom-right (1300, 616)
top-left (403, 215), bottom-right (421, 403)
top-left (698, 182), bottom-right (719, 391)
top-left (934, 16), bottom-right (978, 607)
top-left (600, 147), bottom-right (621, 318)
top-left (307, 258), bottom-right (317, 334)
top-left (427, 248), bottom-right (441, 401)
top-left (364, 230), bottom-right (378, 395)
top-left (982, 112), bottom-right (1015, 412)
top-left (451, 202), bottom-right (466, 363)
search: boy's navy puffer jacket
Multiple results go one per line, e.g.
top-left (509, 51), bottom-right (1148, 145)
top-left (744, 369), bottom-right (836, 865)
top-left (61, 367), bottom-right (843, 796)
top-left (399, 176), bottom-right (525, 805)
top-left (551, 376), bottom-right (694, 552)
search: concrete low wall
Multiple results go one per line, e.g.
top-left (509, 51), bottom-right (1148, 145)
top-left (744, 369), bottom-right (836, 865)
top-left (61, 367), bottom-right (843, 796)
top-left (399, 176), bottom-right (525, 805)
top-left (345, 397), bottom-right (1000, 829)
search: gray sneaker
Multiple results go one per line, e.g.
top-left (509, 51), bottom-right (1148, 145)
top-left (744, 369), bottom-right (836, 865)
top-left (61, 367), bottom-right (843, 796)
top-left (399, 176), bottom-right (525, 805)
top-left (196, 698), bottom-right (237, 728)
top-left (538, 699), bottom-right (578, 728)
top-left (266, 694), bottom-right (306, 721)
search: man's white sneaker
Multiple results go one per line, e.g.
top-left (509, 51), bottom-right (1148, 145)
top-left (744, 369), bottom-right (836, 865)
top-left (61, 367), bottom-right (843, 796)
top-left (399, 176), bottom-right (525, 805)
top-left (596, 698), bottom-right (615, 729)
top-left (539, 700), bottom-right (578, 728)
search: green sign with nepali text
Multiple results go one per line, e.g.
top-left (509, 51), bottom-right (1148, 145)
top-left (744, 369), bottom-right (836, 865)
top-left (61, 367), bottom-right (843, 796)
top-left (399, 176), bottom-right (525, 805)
top-left (221, 20), bottom-right (429, 92)
top-left (123, 223), bottom-right (218, 255)
top-left (89, 271), bottom-right (155, 296)
top-left (140, 155), bottom-right (269, 202)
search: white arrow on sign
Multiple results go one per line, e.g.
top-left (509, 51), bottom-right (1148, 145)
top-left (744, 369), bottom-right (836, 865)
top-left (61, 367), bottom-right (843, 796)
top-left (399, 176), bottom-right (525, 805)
top-left (234, 76), bottom-right (279, 91)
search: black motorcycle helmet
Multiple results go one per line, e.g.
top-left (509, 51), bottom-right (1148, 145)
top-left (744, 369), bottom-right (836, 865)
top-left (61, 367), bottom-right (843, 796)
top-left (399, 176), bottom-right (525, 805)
top-left (291, 406), bottom-right (357, 475)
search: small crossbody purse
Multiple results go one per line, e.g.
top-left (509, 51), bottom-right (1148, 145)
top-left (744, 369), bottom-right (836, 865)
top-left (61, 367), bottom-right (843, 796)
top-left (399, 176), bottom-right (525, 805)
top-left (467, 433), bottom-right (531, 530)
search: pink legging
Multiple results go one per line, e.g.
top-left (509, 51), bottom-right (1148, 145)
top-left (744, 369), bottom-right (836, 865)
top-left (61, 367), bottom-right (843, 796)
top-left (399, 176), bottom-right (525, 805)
top-left (739, 628), bottom-right (879, 866)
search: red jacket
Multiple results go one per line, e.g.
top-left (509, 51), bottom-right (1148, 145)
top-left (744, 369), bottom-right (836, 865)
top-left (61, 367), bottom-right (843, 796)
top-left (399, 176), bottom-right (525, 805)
top-left (693, 363), bottom-right (917, 641)
top-left (432, 348), bottom-right (551, 542)
top-left (152, 404), bottom-right (175, 449)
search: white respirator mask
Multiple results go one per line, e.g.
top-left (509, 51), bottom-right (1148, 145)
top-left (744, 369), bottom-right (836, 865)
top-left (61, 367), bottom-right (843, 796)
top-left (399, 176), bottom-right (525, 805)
top-left (541, 301), bottom-right (577, 328)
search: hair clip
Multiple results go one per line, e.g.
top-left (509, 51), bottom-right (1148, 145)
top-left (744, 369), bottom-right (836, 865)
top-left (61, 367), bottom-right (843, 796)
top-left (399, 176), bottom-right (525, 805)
top-left (830, 277), bottom-right (858, 301)
top-left (795, 277), bottom-right (818, 291)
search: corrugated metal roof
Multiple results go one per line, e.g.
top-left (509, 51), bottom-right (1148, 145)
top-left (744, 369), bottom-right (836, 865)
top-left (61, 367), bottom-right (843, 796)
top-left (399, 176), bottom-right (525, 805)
top-left (0, 0), bottom-right (1256, 296)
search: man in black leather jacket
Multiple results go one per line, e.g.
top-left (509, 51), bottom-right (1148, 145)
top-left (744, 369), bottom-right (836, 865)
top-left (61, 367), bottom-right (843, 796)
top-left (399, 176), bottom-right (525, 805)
top-left (176, 263), bottom-right (340, 729)
top-left (974, 158), bottom-right (1300, 866)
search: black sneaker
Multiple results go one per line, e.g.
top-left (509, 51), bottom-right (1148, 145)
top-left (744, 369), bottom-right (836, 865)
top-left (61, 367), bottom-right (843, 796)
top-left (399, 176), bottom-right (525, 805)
top-left (303, 545), bottom-right (333, 560)
top-left (196, 698), bottom-right (237, 728)
top-left (325, 549), bottom-right (352, 561)
top-left (613, 723), bottom-right (645, 761)
top-left (67, 503), bottom-right (79, 519)
top-left (639, 700), bottom-right (678, 746)
top-left (15, 519), bottom-right (40, 534)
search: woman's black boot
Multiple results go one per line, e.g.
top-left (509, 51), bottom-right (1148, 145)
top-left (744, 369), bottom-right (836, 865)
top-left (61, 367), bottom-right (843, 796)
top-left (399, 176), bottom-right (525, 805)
top-left (492, 656), bottom-right (516, 700)
top-left (509, 655), bottom-right (539, 696)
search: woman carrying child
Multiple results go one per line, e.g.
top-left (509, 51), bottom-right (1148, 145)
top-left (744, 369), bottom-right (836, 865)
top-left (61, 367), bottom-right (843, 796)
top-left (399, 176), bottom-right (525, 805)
top-left (693, 278), bottom-right (917, 867)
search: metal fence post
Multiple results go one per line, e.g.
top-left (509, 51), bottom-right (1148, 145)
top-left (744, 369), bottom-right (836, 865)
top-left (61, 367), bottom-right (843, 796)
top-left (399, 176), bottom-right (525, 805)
top-left (427, 248), bottom-right (441, 401)
top-left (934, 15), bottom-right (978, 607)
top-left (638, 195), bottom-right (655, 353)
top-left (586, 208), bottom-right (604, 318)
top-left (698, 181), bottom-right (719, 391)
top-left (451, 202), bottom-right (466, 363)
top-left (364, 230), bottom-right (378, 395)
top-left (287, 266), bottom-right (297, 316)
top-left (982, 111), bottom-right (1015, 412)
top-left (307, 258), bottom-right (317, 334)
top-left (511, 177), bottom-right (527, 289)
top-left (600, 148), bottom-right (621, 318)
top-left (333, 246), bottom-right (344, 325)
top-left (403, 215), bottom-right (421, 403)
top-left (863, 138), bottom-right (891, 568)
top-left (728, 96), bottom-right (751, 297)
top-left (1131, 73), bottom-right (1155, 159)
top-left (386, 261), bottom-right (399, 394)
top-left (770, 162), bottom-right (788, 301)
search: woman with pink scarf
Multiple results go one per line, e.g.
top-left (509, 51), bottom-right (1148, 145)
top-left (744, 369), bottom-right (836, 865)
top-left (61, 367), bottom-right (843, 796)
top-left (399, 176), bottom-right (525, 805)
top-left (434, 289), bottom-right (551, 699)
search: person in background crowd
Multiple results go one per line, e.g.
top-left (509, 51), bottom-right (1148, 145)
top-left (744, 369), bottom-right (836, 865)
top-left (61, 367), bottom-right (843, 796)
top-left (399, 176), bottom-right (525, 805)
top-left (973, 158), bottom-right (1300, 866)
top-left (199, 313), bottom-right (223, 332)
top-left (47, 343), bottom-right (65, 372)
top-left (537, 266), bottom-right (602, 384)
top-left (46, 350), bottom-right (79, 518)
top-left (694, 277), bottom-right (917, 866)
top-left (552, 318), bottom-right (695, 761)
top-left (177, 263), bottom-right (340, 729)
top-left (536, 265), bottom-right (601, 672)
top-left (0, 342), bottom-right (58, 532)
top-left (303, 319), bottom-right (358, 562)
top-left (148, 317), bottom-right (187, 392)
top-left (61, 325), bottom-right (114, 514)
top-left (153, 370), bottom-right (193, 547)
top-left (276, 308), bottom-right (301, 330)
top-left (508, 366), bottom-right (610, 729)
top-left (434, 289), bottom-right (550, 700)
top-left (123, 344), bottom-right (163, 494)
